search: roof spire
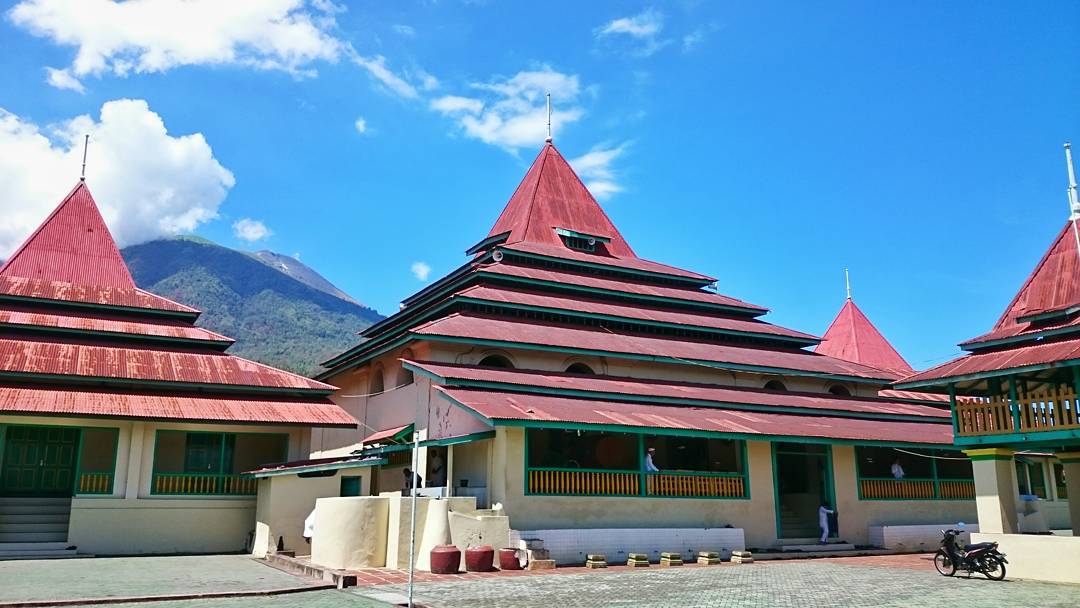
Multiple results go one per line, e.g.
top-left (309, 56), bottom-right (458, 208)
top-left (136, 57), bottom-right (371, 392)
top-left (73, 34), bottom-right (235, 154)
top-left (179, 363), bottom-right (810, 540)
top-left (545, 93), bottom-right (552, 143)
top-left (844, 268), bottom-right (852, 300)
top-left (1067, 142), bottom-right (1080, 220)
top-left (80, 134), bottom-right (89, 181)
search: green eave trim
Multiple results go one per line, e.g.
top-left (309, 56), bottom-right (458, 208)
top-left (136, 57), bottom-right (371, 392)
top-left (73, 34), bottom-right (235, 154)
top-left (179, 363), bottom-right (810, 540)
top-left (498, 248), bottom-right (719, 289)
top-left (954, 427), bottom-right (1080, 448)
top-left (1015, 306), bottom-right (1080, 325)
top-left (961, 325), bottom-right (1080, 352)
top-left (967, 454), bottom-right (1014, 461)
top-left (405, 361), bottom-right (945, 425)
top-left (894, 358), bottom-right (1080, 391)
top-left (0, 371), bottom-right (335, 397)
top-left (251, 457), bottom-right (388, 478)
top-left (435, 392), bottom-right (950, 449)
top-left (418, 334), bottom-right (892, 385)
top-left (422, 430), bottom-right (496, 447)
top-left (466, 231), bottom-right (512, 256)
top-left (0, 293), bottom-right (199, 322)
top-left (554, 228), bottom-right (611, 243)
top-left (0, 322), bottom-right (233, 350)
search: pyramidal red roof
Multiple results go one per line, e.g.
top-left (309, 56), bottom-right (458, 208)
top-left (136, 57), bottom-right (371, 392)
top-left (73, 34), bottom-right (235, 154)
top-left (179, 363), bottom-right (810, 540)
top-left (0, 182), bottom-right (134, 288)
top-left (487, 143), bottom-right (636, 257)
top-left (814, 299), bottom-right (914, 377)
top-left (991, 221), bottom-right (1080, 329)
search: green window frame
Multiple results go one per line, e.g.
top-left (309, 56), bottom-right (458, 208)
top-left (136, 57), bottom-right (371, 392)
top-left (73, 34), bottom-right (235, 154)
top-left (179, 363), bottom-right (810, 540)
top-left (150, 430), bottom-right (288, 496)
top-left (1015, 458), bottom-right (1049, 499)
top-left (855, 446), bottom-right (975, 501)
top-left (523, 428), bottom-right (749, 500)
top-left (1053, 462), bottom-right (1068, 500)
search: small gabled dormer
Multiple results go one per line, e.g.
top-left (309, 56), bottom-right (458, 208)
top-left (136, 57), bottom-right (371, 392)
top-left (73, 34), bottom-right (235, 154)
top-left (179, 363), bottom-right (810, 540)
top-left (555, 227), bottom-right (610, 254)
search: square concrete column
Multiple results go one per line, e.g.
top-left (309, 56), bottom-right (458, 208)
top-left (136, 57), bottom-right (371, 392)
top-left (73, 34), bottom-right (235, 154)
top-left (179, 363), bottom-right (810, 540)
top-left (964, 448), bottom-right (1018, 534)
top-left (1056, 452), bottom-right (1080, 536)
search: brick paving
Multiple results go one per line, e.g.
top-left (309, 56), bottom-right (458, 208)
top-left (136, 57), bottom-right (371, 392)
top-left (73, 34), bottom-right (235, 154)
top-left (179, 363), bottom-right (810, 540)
top-left (348, 554), bottom-right (1080, 608)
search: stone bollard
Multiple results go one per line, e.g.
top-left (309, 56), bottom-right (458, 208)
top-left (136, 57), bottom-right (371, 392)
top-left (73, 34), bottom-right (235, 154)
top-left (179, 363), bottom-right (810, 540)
top-left (627, 553), bottom-right (650, 568)
top-left (659, 552), bottom-right (683, 567)
top-left (697, 551), bottom-right (722, 565)
top-left (520, 538), bottom-right (556, 570)
top-left (730, 550), bottom-right (754, 564)
top-left (585, 554), bottom-right (607, 569)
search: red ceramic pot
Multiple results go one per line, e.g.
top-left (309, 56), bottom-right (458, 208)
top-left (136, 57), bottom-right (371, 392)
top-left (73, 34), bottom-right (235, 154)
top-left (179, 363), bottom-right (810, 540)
top-left (498, 548), bottom-right (523, 570)
top-left (465, 545), bottom-right (495, 572)
top-left (429, 545), bottom-right (461, 574)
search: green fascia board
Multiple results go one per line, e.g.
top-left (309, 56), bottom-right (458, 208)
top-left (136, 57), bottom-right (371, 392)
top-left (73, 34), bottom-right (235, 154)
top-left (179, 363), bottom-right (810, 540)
top-left (960, 324), bottom-right (1080, 352)
top-left (499, 249), bottom-right (718, 289)
top-left (954, 428), bottom-right (1080, 449)
top-left (388, 423), bottom-right (415, 443)
top-left (251, 457), bottom-right (388, 478)
top-left (465, 231), bottom-right (512, 256)
top-left (0, 293), bottom-right (200, 322)
top-left (399, 253), bottom-right (494, 309)
top-left (421, 430), bottom-right (496, 447)
top-left (894, 359), bottom-right (1080, 391)
top-left (404, 361), bottom-right (946, 424)
top-left (1, 321), bottom-right (232, 351)
top-left (1015, 306), bottom-right (1080, 325)
top-left (434, 390), bottom-right (950, 449)
top-left (453, 296), bottom-right (819, 347)
top-left (419, 333), bottom-right (892, 385)
top-left (0, 370), bottom-right (335, 397)
top-left (554, 228), bottom-right (612, 243)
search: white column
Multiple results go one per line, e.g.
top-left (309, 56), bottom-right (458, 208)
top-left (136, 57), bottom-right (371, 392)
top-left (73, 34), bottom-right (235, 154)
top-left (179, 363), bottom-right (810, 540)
top-left (445, 444), bottom-right (455, 495)
top-left (124, 422), bottom-right (146, 500)
top-left (1057, 453), bottom-right (1080, 536)
top-left (965, 448), bottom-right (1019, 534)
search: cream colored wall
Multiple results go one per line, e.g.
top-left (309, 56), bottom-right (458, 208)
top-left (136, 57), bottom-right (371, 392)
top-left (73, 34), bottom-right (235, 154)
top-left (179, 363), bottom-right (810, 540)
top-left (971, 533), bottom-right (1080, 584)
top-left (831, 445), bottom-right (977, 545)
top-left (252, 474), bottom-right (341, 557)
top-left (311, 496), bottom-right (390, 569)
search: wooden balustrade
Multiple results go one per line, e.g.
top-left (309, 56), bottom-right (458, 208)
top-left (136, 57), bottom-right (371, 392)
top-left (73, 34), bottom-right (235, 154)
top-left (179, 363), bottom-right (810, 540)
top-left (77, 471), bottom-right (113, 495)
top-left (859, 478), bottom-right (974, 500)
top-left (527, 468), bottom-right (746, 498)
top-left (956, 386), bottom-right (1080, 437)
top-left (151, 473), bottom-right (257, 496)
top-left (937, 480), bottom-right (976, 500)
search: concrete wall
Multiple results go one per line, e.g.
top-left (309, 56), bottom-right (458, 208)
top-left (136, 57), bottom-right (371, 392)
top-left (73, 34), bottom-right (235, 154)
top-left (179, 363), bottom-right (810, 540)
top-left (971, 533), bottom-right (1080, 584)
top-left (510, 527), bottom-right (745, 565)
top-left (311, 496), bottom-right (390, 570)
top-left (252, 473), bottom-right (341, 558)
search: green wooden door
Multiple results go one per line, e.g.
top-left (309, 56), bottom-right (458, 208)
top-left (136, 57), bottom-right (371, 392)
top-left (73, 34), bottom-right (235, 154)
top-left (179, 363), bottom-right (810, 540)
top-left (1, 426), bottom-right (79, 496)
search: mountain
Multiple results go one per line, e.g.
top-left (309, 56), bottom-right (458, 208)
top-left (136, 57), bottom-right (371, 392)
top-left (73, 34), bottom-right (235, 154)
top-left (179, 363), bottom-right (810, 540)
top-left (121, 236), bottom-right (383, 376)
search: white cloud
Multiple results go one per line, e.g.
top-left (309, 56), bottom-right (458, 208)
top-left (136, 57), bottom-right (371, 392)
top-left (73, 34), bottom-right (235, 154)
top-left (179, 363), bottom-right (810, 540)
top-left (354, 116), bottom-right (367, 134)
top-left (44, 66), bottom-right (84, 93)
top-left (0, 99), bottom-right (235, 257)
top-left (353, 54), bottom-right (418, 98)
top-left (8, 0), bottom-right (345, 82)
top-left (595, 8), bottom-right (669, 56)
top-left (410, 261), bottom-right (431, 281)
top-left (570, 143), bottom-right (628, 200)
top-left (392, 24), bottom-right (415, 37)
top-left (431, 66), bottom-right (584, 150)
top-left (682, 29), bottom-right (706, 51)
top-left (232, 218), bottom-right (272, 242)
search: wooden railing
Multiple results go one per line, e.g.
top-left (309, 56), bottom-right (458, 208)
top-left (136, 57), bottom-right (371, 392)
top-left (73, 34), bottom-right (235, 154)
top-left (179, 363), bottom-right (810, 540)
top-left (859, 477), bottom-right (974, 500)
top-left (151, 473), bottom-right (257, 496)
top-left (527, 468), bottom-right (747, 498)
top-left (76, 471), bottom-right (113, 495)
top-left (957, 386), bottom-right (1080, 437)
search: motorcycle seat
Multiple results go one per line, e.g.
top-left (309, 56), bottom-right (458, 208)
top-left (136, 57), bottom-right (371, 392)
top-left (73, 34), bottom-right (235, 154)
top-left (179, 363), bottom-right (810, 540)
top-left (964, 542), bottom-right (996, 551)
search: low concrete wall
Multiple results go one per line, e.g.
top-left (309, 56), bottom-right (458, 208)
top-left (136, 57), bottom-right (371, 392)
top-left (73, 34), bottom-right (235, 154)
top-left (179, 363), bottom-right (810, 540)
top-left (311, 496), bottom-right (390, 570)
top-left (510, 527), bottom-right (745, 565)
top-left (69, 497), bottom-right (255, 555)
top-left (868, 524), bottom-right (979, 551)
top-left (971, 532), bottom-right (1080, 584)
top-left (252, 474), bottom-right (341, 558)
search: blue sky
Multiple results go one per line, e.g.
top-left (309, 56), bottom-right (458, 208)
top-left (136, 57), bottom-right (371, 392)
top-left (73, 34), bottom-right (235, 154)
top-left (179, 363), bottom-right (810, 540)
top-left (0, 1), bottom-right (1078, 370)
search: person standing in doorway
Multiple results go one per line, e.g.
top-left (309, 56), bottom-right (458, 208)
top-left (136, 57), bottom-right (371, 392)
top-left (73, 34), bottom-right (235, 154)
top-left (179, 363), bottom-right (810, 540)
top-left (429, 450), bottom-right (446, 488)
top-left (644, 447), bottom-right (660, 472)
top-left (819, 501), bottom-right (835, 544)
top-left (891, 458), bottom-right (906, 480)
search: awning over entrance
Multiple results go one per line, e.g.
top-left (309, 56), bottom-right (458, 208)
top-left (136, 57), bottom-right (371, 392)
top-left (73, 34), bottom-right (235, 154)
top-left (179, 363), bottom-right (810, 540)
top-left (435, 386), bottom-right (954, 446)
top-left (246, 455), bottom-right (387, 478)
top-left (361, 423), bottom-right (414, 445)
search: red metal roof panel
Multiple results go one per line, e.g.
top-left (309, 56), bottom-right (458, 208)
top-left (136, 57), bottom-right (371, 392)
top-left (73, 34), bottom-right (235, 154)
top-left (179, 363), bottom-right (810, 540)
top-left (814, 299), bottom-right (914, 377)
top-left (0, 307), bottom-right (232, 344)
top-left (0, 386), bottom-right (355, 426)
top-left (361, 423), bottom-right (413, 445)
top-left (0, 182), bottom-right (135, 289)
top-left (0, 337), bottom-right (334, 391)
top-left (0, 276), bottom-right (197, 314)
top-left (436, 387), bottom-right (953, 445)
top-left (501, 241), bottom-right (714, 282)
top-left (898, 336), bottom-right (1080, 385)
top-left (405, 360), bottom-right (948, 418)
top-left (411, 313), bottom-right (893, 380)
top-left (456, 286), bottom-right (815, 341)
top-left (987, 222), bottom-right (1080, 334)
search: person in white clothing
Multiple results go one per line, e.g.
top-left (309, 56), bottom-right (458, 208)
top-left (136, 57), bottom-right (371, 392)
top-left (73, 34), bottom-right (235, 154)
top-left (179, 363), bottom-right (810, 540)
top-left (303, 508), bottom-right (316, 544)
top-left (818, 501), bottom-right (835, 544)
top-left (891, 458), bottom-right (906, 480)
top-left (644, 447), bottom-right (660, 472)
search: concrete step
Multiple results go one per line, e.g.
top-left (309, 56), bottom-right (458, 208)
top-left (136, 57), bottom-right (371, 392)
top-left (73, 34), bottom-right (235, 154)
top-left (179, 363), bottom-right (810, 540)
top-left (0, 549), bottom-right (80, 560)
top-left (776, 538), bottom-right (850, 545)
top-left (0, 521), bottom-right (68, 533)
top-left (0, 504), bottom-right (71, 516)
top-left (0, 531), bottom-right (68, 543)
top-left (754, 548), bottom-right (901, 561)
top-left (0, 497), bottom-right (72, 506)
top-left (0, 542), bottom-right (73, 552)
top-left (0, 513), bottom-right (70, 525)
top-left (781, 543), bottom-right (856, 552)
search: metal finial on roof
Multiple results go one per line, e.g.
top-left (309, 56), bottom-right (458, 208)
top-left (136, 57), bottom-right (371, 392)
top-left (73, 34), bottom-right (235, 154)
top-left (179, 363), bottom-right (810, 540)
top-left (545, 93), bottom-right (553, 143)
top-left (1067, 142), bottom-right (1080, 220)
top-left (80, 134), bottom-right (89, 181)
top-left (845, 268), bottom-right (852, 300)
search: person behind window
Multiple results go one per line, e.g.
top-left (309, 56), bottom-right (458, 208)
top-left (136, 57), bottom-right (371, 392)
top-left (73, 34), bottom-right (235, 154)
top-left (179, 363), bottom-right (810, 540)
top-left (644, 447), bottom-right (660, 472)
top-left (429, 450), bottom-right (446, 487)
top-left (891, 458), bottom-right (906, 480)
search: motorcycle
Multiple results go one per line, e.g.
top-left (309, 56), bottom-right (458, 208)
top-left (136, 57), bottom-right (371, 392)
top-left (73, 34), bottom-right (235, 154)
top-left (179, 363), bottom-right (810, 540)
top-left (933, 528), bottom-right (1008, 581)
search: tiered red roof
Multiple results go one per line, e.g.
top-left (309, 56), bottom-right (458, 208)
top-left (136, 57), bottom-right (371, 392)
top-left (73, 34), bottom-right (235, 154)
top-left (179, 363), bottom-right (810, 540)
top-left (0, 182), bottom-right (354, 427)
top-left (815, 299), bottom-right (915, 378)
top-left (898, 220), bottom-right (1080, 390)
top-left (323, 142), bottom-right (952, 445)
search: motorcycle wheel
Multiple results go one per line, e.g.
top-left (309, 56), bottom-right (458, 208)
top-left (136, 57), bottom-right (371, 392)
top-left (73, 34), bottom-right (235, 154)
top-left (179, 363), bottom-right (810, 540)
top-left (983, 556), bottom-right (1006, 581)
top-left (933, 551), bottom-right (956, 576)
